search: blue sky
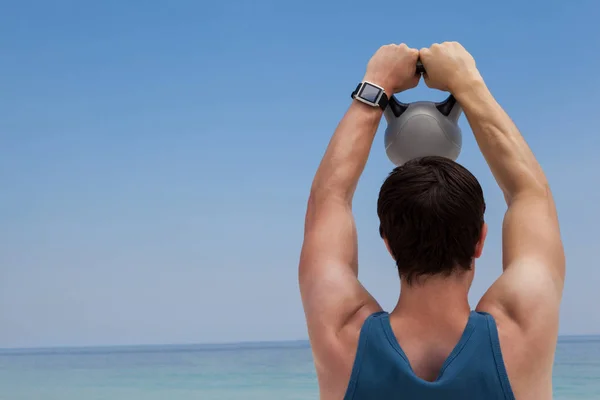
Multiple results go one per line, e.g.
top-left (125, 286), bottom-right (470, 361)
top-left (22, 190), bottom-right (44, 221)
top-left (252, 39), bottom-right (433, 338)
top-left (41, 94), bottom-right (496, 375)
top-left (1, 0), bottom-right (599, 348)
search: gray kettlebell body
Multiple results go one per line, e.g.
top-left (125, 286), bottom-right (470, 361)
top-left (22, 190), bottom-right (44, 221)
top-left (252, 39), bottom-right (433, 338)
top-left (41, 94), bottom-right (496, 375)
top-left (383, 63), bottom-right (463, 166)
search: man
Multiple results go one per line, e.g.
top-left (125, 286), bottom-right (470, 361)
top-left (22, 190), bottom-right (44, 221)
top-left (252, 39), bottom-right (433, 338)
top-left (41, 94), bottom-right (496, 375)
top-left (299, 42), bottom-right (565, 400)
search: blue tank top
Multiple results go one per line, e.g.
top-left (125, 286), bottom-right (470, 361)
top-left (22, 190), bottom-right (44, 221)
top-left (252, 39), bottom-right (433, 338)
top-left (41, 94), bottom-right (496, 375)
top-left (344, 311), bottom-right (515, 400)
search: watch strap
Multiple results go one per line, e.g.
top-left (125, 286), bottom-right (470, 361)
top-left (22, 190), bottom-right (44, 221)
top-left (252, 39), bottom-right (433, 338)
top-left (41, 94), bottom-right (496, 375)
top-left (351, 82), bottom-right (362, 99)
top-left (378, 92), bottom-right (389, 111)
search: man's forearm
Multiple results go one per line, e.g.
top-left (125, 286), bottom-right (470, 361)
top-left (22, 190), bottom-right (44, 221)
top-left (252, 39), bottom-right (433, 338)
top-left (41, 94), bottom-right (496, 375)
top-left (310, 101), bottom-right (382, 203)
top-left (455, 78), bottom-right (549, 203)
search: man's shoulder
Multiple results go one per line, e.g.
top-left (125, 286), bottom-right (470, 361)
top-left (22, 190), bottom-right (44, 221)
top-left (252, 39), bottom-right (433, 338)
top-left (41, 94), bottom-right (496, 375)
top-left (319, 308), bottom-right (383, 364)
top-left (311, 308), bottom-right (383, 399)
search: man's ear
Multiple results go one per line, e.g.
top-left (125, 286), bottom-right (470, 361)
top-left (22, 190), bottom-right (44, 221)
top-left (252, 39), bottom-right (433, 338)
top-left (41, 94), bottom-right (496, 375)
top-left (473, 222), bottom-right (488, 259)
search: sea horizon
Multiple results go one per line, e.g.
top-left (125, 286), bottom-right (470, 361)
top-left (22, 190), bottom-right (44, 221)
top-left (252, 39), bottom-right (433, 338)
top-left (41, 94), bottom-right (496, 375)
top-left (2, 334), bottom-right (599, 354)
top-left (2, 335), bottom-right (599, 399)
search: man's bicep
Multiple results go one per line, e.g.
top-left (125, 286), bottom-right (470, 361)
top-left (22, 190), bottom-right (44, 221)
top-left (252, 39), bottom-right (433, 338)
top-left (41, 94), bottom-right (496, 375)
top-left (302, 197), bottom-right (359, 275)
top-left (478, 192), bottom-right (564, 333)
top-left (299, 258), bottom-right (379, 341)
top-left (477, 261), bottom-right (562, 333)
top-left (299, 197), bottom-right (381, 337)
top-left (501, 191), bottom-right (565, 281)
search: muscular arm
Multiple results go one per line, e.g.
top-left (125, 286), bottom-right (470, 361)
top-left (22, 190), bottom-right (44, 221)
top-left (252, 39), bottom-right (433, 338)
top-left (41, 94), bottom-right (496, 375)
top-left (457, 78), bottom-right (565, 335)
top-left (299, 100), bottom-right (383, 351)
top-left (299, 47), bottom-right (420, 374)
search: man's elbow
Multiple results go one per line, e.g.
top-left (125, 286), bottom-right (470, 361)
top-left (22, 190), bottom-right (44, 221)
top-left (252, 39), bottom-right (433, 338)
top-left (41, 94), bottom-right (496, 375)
top-left (307, 188), bottom-right (351, 211)
top-left (503, 173), bottom-right (551, 206)
top-left (309, 173), bottom-right (356, 205)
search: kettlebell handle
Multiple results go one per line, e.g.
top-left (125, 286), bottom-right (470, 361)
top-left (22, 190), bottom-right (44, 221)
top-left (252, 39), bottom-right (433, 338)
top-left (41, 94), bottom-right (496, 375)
top-left (388, 95), bottom-right (458, 119)
top-left (416, 60), bottom-right (426, 75)
top-left (386, 59), bottom-right (457, 118)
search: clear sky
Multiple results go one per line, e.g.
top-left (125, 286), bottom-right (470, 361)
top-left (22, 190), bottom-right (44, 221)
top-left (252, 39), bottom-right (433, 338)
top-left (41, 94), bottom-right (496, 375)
top-left (1, 0), bottom-right (599, 348)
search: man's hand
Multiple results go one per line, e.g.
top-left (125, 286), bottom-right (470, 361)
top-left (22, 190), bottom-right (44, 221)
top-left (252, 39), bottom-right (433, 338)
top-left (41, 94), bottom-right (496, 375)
top-left (419, 42), bottom-right (482, 95)
top-left (364, 44), bottom-right (420, 95)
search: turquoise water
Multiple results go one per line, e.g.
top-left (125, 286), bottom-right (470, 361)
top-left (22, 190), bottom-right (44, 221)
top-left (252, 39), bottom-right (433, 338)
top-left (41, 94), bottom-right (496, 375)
top-left (1, 337), bottom-right (599, 399)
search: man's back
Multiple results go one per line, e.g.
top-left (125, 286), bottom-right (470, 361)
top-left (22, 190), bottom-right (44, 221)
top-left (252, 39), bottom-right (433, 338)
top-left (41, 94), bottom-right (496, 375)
top-left (342, 311), bottom-right (513, 400)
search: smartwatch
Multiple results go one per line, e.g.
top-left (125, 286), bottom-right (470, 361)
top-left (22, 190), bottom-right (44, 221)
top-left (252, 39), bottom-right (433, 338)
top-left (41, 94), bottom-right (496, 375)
top-left (351, 81), bottom-right (389, 111)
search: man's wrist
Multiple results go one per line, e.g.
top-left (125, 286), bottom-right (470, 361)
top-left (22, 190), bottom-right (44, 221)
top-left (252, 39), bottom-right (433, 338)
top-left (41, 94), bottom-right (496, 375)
top-left (361, 75), bottom-right (393, 98)
top-left (350, 97), bottom-right (385, 119)
top-left (450, 72), bottom-right (487, 103)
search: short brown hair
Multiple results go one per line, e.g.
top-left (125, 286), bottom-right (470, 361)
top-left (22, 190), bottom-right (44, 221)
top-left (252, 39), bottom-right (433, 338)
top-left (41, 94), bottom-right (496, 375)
top-left (377, 156), bottom-right (486, 284)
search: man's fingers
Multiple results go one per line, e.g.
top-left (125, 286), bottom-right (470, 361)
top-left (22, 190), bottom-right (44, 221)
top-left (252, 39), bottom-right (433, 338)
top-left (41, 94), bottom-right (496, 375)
top-left (408, 74), bottom-right (421, 89)
top-left (410, 48), bottom-right (420, 60)
top-left (419, 47), bottom-right (432, 68)
top-left (422, 74), bottom-right (433, 89)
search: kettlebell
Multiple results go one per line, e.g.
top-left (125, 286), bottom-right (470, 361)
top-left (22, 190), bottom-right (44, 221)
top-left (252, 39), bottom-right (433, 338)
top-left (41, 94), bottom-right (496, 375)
top-left (384, 61), bottom-right (463, 166)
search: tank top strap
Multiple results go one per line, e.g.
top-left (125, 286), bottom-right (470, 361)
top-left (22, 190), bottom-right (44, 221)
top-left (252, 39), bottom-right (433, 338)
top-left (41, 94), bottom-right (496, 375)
top-left (479, 312), bottom-right (516, 400)
top-left (344, 311), bottom-right (388, 400)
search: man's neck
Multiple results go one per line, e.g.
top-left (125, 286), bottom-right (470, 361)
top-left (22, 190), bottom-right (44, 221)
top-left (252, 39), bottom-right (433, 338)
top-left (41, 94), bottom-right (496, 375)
top-left (392, 274), bottom-right (472, 323)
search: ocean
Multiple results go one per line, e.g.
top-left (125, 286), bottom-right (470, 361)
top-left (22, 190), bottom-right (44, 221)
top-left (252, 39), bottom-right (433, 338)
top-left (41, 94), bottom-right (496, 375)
top-left (0, 337), bottom-right (598, 400)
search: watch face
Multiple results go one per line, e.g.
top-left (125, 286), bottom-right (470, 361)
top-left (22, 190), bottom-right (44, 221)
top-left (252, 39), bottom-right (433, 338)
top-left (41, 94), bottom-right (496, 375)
top-left (359, 83), bottom-right (381, 103)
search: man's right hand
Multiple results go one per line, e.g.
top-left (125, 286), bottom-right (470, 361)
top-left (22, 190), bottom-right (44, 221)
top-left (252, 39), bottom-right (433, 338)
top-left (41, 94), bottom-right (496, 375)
top-left (364, 43), bottom-right (421, 96)
top-left (419, 42), bottom-right (482, 95)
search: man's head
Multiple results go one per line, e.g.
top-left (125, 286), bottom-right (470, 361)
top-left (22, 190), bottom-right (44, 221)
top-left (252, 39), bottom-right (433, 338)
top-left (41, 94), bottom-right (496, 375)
top-left (377, 156), bottom-right (487, 284)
